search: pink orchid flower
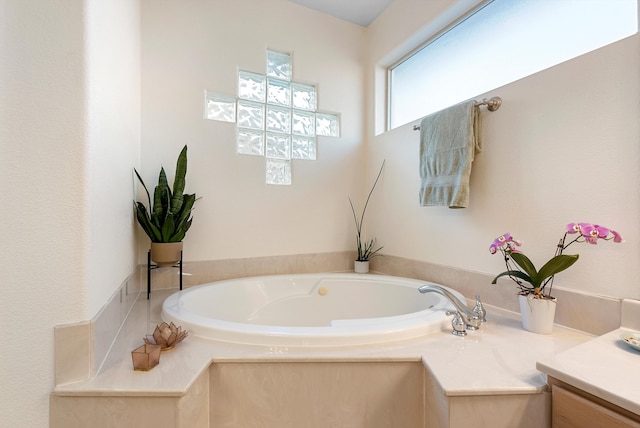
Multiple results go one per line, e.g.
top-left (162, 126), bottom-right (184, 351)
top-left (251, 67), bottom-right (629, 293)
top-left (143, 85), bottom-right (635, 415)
top-left (611, 229), bottom-right (624, 243)
top-left (566, 222), bottom-right (624, 244)
top-left (489, 233), bottom-right (521, 254)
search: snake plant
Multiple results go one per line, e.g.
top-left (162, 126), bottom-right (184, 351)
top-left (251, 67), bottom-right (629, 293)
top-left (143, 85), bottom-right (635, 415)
top-left (134, 145), bottom-right (196, 243)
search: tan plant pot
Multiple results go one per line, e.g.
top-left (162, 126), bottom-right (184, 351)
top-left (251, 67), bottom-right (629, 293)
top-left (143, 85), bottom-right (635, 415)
top-left (150, 242), bottom-right (183, 267)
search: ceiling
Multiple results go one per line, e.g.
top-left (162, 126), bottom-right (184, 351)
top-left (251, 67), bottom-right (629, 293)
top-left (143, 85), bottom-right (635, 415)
top-left (288, 0), bottom-right (395, 27)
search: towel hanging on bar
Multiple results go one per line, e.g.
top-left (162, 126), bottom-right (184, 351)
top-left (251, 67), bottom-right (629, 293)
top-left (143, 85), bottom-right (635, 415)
top-left (413, 97), bottom-right (501, 131)
top-left (418, 100), bottom-right (482, 209)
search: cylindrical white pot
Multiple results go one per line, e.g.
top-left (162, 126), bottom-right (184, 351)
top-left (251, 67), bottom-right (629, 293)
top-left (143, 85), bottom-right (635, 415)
top-left (518, 294), bottom-right (557, 334)
top-left (354, 260), bottom-right (369, 273)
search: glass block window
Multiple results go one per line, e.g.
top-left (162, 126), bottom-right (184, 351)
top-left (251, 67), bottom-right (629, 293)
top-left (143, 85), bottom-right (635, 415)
top-left (265, 133), bottom-right (291, 160)
top-left (267, 50), bottom-right (292, 81)
top-left (267, 78), bottom-right (291, 106)
top-left (292, 83), bottom-right (317, 111)
top-left (266, 105), bottom-right (291, 134)
top-left (237, 100), bottom-right (265, 130)
top-left (205, 49), bottom-right (340, 185)
top-left (316, 113), bottom-right (340, 137)
top-left (292, 136), bottom-right (316, 160)
top-left (266, 159), bottom-right (291, 185)
top-left (237, 129), bottom-right (264, 156)
top-left (238, 71), bottom-right (266, 102)
top-left (205, 92), bottom-right (236, 122)
top-left (292, 110), bottom-right (315, 137)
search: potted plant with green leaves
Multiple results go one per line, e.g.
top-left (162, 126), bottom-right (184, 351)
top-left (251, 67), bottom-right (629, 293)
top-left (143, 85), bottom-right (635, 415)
top-left (349, 161), bottom-right (385, 273)
top-left (134, 145), bottom-right (197, 266)
top-left (489, 222), bottom-right (623, 334)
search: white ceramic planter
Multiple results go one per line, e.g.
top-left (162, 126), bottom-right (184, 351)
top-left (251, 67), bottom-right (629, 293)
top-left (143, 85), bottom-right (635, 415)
top-left (354, 260), bottom-right (370, 273)
top-left (518, 294), bottom-right (557, 334)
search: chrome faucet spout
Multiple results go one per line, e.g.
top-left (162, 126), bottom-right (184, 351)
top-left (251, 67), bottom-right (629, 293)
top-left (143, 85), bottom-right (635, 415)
top-left (418, 284), bottom-right (485, 330)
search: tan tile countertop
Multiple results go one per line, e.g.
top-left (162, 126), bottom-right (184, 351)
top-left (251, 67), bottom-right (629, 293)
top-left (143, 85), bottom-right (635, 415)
top-left (53, 289), bottom-right (605, 403)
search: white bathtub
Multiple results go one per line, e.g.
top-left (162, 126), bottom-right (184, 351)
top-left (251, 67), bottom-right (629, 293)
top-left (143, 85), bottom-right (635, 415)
top-left (161, 273), bottom-right (465, 347)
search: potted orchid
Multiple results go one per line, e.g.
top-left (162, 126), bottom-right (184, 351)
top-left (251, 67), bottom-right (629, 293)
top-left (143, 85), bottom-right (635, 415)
top-left (489, 222), bottom-right (623, 334)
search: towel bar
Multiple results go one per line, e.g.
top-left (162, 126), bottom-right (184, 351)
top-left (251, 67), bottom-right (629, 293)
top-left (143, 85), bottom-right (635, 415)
top-left (413, 97), bottom-right (502, 130)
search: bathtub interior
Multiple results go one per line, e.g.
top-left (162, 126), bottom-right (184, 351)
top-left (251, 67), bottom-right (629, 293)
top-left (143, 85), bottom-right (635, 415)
top-left (162, 274), bottom-right (466, 346)
top-left (175, 275), bottom-right (443, 327)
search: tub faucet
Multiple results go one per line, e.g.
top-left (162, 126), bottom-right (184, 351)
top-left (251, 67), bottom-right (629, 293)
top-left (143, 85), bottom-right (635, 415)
top-left (418, 284), bottom-right (486, 331)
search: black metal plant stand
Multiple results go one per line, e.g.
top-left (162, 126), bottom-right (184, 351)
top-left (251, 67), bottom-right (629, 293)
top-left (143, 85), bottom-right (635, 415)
top-left (147, 250), bottom-right (183, 299)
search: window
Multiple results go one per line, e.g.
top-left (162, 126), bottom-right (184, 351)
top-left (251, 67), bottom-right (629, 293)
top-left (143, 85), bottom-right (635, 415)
top-left (388, 0), bottom-right (638, 130)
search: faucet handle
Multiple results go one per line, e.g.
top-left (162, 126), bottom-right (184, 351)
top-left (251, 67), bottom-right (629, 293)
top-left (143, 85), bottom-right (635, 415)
top-left (473, 294), bottom-right (487, 322)
top-left (446, 311), bottom-right (467, 336)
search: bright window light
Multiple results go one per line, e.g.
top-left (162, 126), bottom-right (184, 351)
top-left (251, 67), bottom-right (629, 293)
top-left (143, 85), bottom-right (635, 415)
top-left (388, 0), bottom-right (638, 130)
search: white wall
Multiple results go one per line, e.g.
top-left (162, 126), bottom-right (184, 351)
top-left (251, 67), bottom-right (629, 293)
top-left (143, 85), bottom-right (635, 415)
top-left (140, 0), bottom-right (367, 261)
top-left (366, 0), bottom-right (640, 299)
top-left (0, 0), bottom-right (140, 426)
top-left (87, 0), bottom-right (140, 316)
top-left (0, 1), bottom-right (88, 426)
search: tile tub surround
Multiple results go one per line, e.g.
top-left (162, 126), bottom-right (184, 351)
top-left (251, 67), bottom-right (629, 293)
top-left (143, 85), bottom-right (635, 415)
top-left (54, 251), bottom-right (355, 385)
top-left (372, 254), bottom-right (623, 336)
top-left (141, 251), bottom-right (358, 293)
top-left (51, 289), bottom-right (595, 428)
top-left (622, 298), bottom-right (640, 331)
top-left (143, 252), bottom-right (622, 335)
top-left (55, 272), bottom-right (140, 385)
top-left (210, 361), bottom-right (425, 427)
top-left (55, 251), bottom-right (628, 387)
top-left (51, 368), bottom-right (210, 428)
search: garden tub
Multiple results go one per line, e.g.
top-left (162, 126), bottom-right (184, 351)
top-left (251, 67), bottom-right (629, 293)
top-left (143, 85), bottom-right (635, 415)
top-left (161, 273), bottom-right (464, 347)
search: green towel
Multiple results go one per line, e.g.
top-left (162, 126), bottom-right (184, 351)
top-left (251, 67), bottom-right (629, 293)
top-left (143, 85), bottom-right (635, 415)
top-left (418, 100), bottom-right (481, 209)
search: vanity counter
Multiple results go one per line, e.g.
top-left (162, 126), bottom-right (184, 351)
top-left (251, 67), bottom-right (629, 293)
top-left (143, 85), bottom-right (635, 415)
top-left (536, 298), bottom-right (640, 418)
top-left (537, 327), bottom-right (640, 416)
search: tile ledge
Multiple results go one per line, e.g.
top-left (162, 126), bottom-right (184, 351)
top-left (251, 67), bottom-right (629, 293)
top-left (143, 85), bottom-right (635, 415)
top-left (622, 299), bottom-right (640, 330)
